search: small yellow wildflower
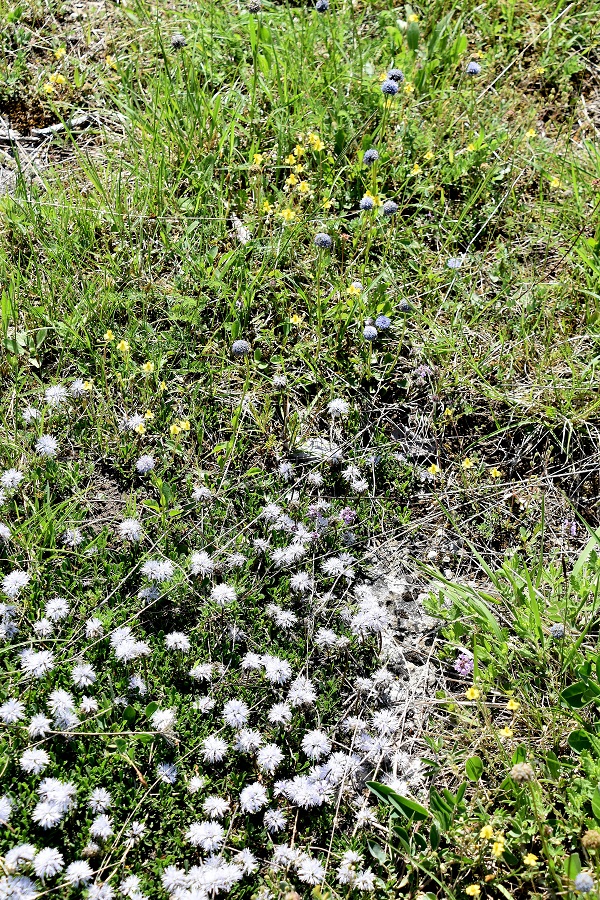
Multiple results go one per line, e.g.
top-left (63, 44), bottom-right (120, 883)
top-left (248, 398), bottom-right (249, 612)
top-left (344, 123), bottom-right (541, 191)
top-left (159, 380), bottom-right (167, 392)
top-left (144, 410), bottom-right (154, 421)
top-left (262, 199), bottom-right (273, 213)
top-left (116, 340), bottom-right (130, 353)
top-left (404, 82), bottom-right (414, 94)
top-left (103, 330), bottom-right (115, 342)
top-left (297, 181), bottom-right (311, 194)
top-left (523, 853), bottom-right (538, 866)
top-left (526, 128), bottom-right (536, 138)
top-left (285, 153), bottom-right (296, 165)
top-left (424, 150), bottom-right (434, 161)
top-left (83, 380), bottom-right (93, 391)
top-left (134, 423), bottom-right (146, 435)
top-left (322, 198), bottom-right (333, 209)
top-left (491, 840), bottom-right (505, 858)
top-left (43, 82), bottom-right (55, 94)
top-left (443, 407), bottom-right (454, 418)
top-left (411, 163), bottom-right (422, 176)
top-left (462, 457), bottom-right (474, 470)
top-left (507, 698), bottom-right (520, 711)
top-left (54, 47), bottom-right (66, 60)
top-left (253, 153), bottom-right (264, 166)
top-left (467, 143), bottom-right (476, 152)
top-left (279, 208), bottom-right (296, 223)
top-left (290, 313), bottom-right (304, 326)
top-left (465, 686), bottom-right (480, 700)
top-left (378, 71), bottom-right (389, 82)
top-left (308, 132), bottom-right (325, 151)
top-left (106, 55), bottom-right (117, 69)
top-left (180, 420), bottom-right (191, 432)
top-left (480, 825), bottom-right (494, 840)
top-left (294, 144), bottom-right (305, 158)
top-left (170, 423), bottom-right (181, 437)
top-left (535, 65), bottom-right (545, 75)
top-left (141, 361), bottom-right (154, 374)
top-left (286, 173), bottom-right (299, 187)
top-left (293, 163), bottom-right (305, 174)
top-left (549, 176), bottom-right (560, 189)
top-left (499, 726), bottom-right (514, 739)
top-left (465, 887), bottom-right (480, 897)
top-left (49, 73), bottom-right (66, 85)
top-left (427, 463), bottom-right (440, 475)
top-left (489, 467), bottom-right (502, 478)
top-left (347, 283), bottom-right (361, 297)
top-left (407, 12), bottom-right (419, 22)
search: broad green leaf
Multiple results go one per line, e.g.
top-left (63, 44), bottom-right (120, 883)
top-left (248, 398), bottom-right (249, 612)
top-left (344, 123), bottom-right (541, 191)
top-left (466, 756), bottom-right (484, 781)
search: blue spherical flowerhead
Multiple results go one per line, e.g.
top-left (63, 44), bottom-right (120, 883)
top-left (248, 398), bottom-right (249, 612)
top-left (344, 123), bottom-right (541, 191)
top-left (387, 68), bottom-right (404, 82)
top-left (362, 148), bottom-right (379, 166)
top-left (314, 232), bottom-right (333, 250)
top-left (375, 315), bottom-right (391, 331)
top-left (574, 872), bottom-right (595, 894)
top-left (381, 79), bottom-right (399, 95)
top-left (315, 0), bottom-right (329, 10)
top-left (549, 622), bottom-right (565, 639)
top-left (398, 299), bottom-right (412, 312)
top-left (359, 195), bottom-right (375, 211)
top-left (446, 256), bottom-right (463, 270)
top-left (466, 61), bottom-right (481, 75)
top-left (382, 200), bottom-right (398, 217)
top-left (232, 339), bottom-right (251, 357)
top-left (363, 325), bottom-right (378, 341)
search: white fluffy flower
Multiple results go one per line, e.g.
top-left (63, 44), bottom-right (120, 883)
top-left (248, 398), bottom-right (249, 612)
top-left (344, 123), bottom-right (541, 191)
top-left (301, 729), bottom-right (331, 760)
top-left (86, 617), bottom-right (104, 638)
top-left (151, 708), bottom-right (176, 733)
top-left (64, 860), bottom-right (94, 886)
top-left (296, 854), bottom-right (325, 885)
top-left (72, 662), bottom-right (96, 687)
top-left (201, 735), bottom-right (228, 763)
top-left (186, 820), bottom-right (225, 852)
top-left (263, 656), bottom-right (292, 685)
top-left (4, 844), bottom-right (36, 872)
top-left (223, 699), bottom-right (249, 728)
top-left (190, 551), bottom-right (214, 576)
top-left (88, 788), bottom-right (111, 813)
top-left (28, 714), bottom-right (52, 738)
top-left (20, 649), bottom-right (55, 679)
top-left (20, 748), bottom-right (50, 774)
top-left (189, 663), bottom-right (213, 681)
top-left (141, 559), bottom-right (174, 582)
top-left (0, 699), bottom-right (25, 723)
top-left (328, 398), bottom-right (349, 418)
top-left (90, 814), bottom-right (113, 840)
top-left (202, 796), bottom-right (229, 819)
top-left (165, 631), bottom-right (190, 652)
top-left (267, 702), bottom-right (293, 725)
top-left (264, 808), bottom-right (286, 833)
top-left (156, 762), bottom-right (178, 784)
top-left (287, 675), bottom-right (317, 707)
top-left (46, 597), bottom-right (69, 621)
top-left (33, 847), bottom-right (64, 878)
top-left (45, 384), bottom-right (68, 407)
top-left (35, 435), bottom-right (59, 457)
top-left (118, 519), bottom-right (142, 541)
top-left (257, 743), bottom-right (284, 774)
top-left (0, 795), bottom-right (13, 825)
top-left (290, 571), bottom-right (314, 594)
top-left (1, 469), bottom-right (24, 489)
top-left (2, 570), bottom-right (30, 599)
top-left (239, 782), bottom-right (268, 813)
top-left (209, 584), bottom-right (236, 607)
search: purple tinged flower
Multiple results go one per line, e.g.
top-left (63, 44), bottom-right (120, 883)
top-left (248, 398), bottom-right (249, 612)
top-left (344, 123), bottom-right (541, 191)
top-left (363, 325), bottom-right (378, 341)
top-left (339, 506), bottom-right (356, 525)
top-left (375, 315), bottom-right (391, 330)
top-left (359, 195), bottom-right (375, 211)
top-left (232, 339), bottom-right (251, 357)
top-left (315, 0), bottom-right (329, 10)
top-left (574, 872), bottom-right (595, 894)
top-left (453, 652), bottom-right (474, 677)
top-left (362, 148), bottom-right (379, 165)
top-left (314, 232), bottom-right (333, 250)
top-left (381, 79), bottom-right (399, 95)
top-left (382, 200), bottom-right (398, 217)
top-left (466, 61), bottom-right (482, 75)
top-left (549, 623), bottom-right (565, 639)
top-left (387, 68), bottom-right (404, 82)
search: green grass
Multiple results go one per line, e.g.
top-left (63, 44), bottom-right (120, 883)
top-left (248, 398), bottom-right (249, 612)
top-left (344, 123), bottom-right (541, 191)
top-left (1, 0), bottom-right (600, 896)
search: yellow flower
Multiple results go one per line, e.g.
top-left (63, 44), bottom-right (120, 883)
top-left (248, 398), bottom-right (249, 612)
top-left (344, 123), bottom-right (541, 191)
top-left (308, 132), bottom-right (325, 151)
top-left (443, 407), bottom-right (454, 418)
top-left (180, 419), bottom-right (191, 431)
top-left (293, 163), bottom-right (305, 174)
top-left (424, 150), bottom-right (434, 161)
top-left (491, 840), bottom-right (505, 858)
top-left (489, 467), bottom-right (502, 478)
top-left (290, 313), bottom-right (304, 326)
top-left (134, 423), bottom-right (146, 435)
top-left (279, 208), bottom-right (296, 223)
top-left (49, 73), bottom-right (66, 85)
top-left (43, 82), bottom-right (55, 94)
top-left (523, 853), bottom-right (538, 866)
top-left (507, 698), bottom-right (520, 711)
top-left (262, 199), bottom-right (273, 213)
top-left (347, 283), bottom-right (361, 297)
top-left (427, 463), bottom-right (440, 475)
top-left (253, 153), bottom-right (264, 166)
top-left (378, 71), bottom-right (389, 82)
top-left (465, 686), bottom-right (480, 700)
top-left (116, 340), bottom-right (130, 353)
top-left (526, 128), bottom-right (536, 138)
top-left (535, 65), bottom-right (545, 75)
top-left (105, 55), bottom-right (117, 69)
top-left (549, 176), bottom-right (560, 189)
top-left (159, 380), bottom-right (166, 392)
top-left (465, 887), bottom-right (480, 897)
top-left (499, 726), bottom-right (513, 738)
top-left (297, 181), bottom-right (311, 194)
top-left (144, 410), bottom-right (154, 420)
top-left (54, 47), bottom-right (66, 60)
top-left (141, 361), bottom-right (154, 374)
top-left (286, 173), bottom-right (299, 187)
top-left (170, 423), bottom-right (181, 437)
top-left (467, 143), bottom-right (476, 152)
top-left (83, 380), bottom-right (93, 391)
top-left (322, 197), bottom-right (333, 209)
top-left (285, 153), bottom-right (296, 165)
top-left (462, 457), bottom-right (474, 470)
top-left (407, 12), bottom-right (419, 21)
top-left (480, 825), bottom-right (494, 840)
top-left (411, 163), bottom-right (422, 176)
top-left (103, 330), bottom-right (115, 342)
top-left (294, 144), bottom-right (305, 158)
top-left (404, 82), bottom-right (414, 94)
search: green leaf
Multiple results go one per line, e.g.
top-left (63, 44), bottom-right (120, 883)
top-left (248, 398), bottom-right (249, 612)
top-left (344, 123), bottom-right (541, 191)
top-left (367, 782), bottom-right (429, 821)
top-left (561, 682), bottom-right (594, 709)
top-left (145, 701), bottom-right (159, 718)
top-left (367, 841), bottom-right (386, 864)
top-left (115, 737), bottom-right (127, 754)
top-left (568, 729), bottom-right (600, 756)
top-left (123, 706), bottom-right (136, 723)
top-left (466, 756), bottom-right (484, 781)
top-left (565, 852), bottom-right (582, 879)
top-left (511, 745), bottom-right (528, 765)
top-left (592, 786), bottom-right (600, 821)
top-left (429, 821), bottom-right (441, 850)
top-left (406, 21), bottom-right (420, 51)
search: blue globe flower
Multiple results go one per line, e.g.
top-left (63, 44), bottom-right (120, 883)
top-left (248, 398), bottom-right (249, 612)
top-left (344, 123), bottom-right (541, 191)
top-left (375, 315), bottom-right (391, 331)
top-left (574, 873), bottom-right (595, 894)
top-left (314, 232), bottom-right (333, 249)
top-left (466, 61), bottom-right (481, 75)
top-left (381, 79), bottom-right (399, 95)
top-left (362, 148), bottom-right (379, 165)
top-left (315, 0), bottom-right (329, 10)
top-left (232, 339), bottom-right (251, 357)
top-left (359, 195), bottom-right (375, 211)
top-left (382, 200), bottom-right (398, 217)
top-left (387, 68), bottom-right (404, 82)
top-left (363, 325), bottom-right (378, 341)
